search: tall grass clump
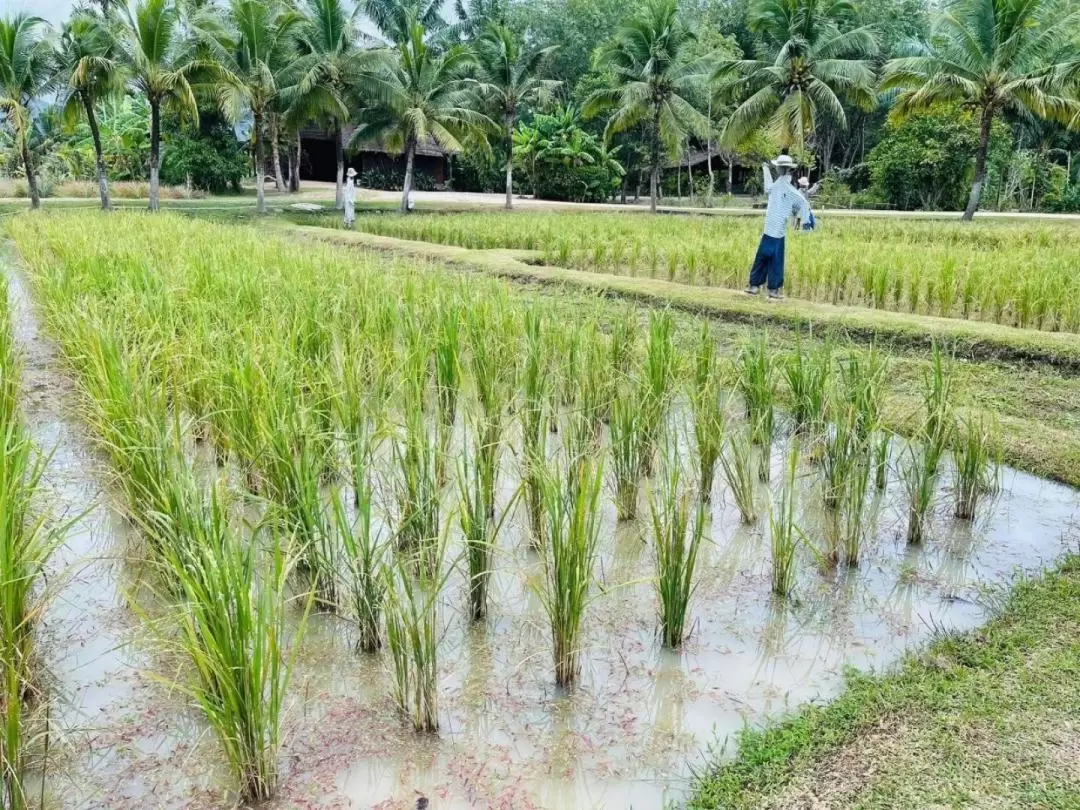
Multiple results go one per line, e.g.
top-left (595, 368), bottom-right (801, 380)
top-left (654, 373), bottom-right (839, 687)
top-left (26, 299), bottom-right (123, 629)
top-left (158, 487), bottom-right (303, 803)
top-left (769, 446), bottom-right (802, 598)
top-left (649, 449), bottom-right (706, 648)
top-left (836, 455), bottom-right (871, 567)
top-left (689, 323), bottom-right (726, 502)
top-left (737, 335), bottom-right (775, 449)
top-left (719, 429), bottom-right (758, 523)
top-left (839, 346), bottom-right (888, 441)
top-left (952, 414), bottom-right (1000, 520)
top-left (901, 422), bottom-right (950, 545)
top-left (537, 455), bottom-right (604, 688)
top-left (384, 539), bottom-right (447, 732)
top-left (637, 311), bottom-right (677, 476)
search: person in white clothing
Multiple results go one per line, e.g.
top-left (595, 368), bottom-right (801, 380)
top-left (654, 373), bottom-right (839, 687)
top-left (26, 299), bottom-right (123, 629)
top-left (343, 167), bottom-right (357, 228)
top-left (746, 154), bottom-right (810, 300)
top-left (796, 175), bottom-right (819, 231)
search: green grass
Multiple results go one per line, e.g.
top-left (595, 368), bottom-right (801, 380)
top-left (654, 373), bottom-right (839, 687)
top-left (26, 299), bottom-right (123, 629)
top-left (688, 555), bottom-right (1080, 809)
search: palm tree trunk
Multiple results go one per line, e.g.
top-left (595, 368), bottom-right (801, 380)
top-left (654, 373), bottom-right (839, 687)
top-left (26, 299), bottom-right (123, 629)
top-left (727, 158), bottom-right (733, 194)
top-left (292, 135), bottom-right (301, 192)
top-left (20, 134), bottom-right (40, 210)
top-left (149, 98), bottom-right (161, 212)
top-left (401, 135), bottom-right (416, 214)
top-left (504, 111), bottom-right (514, 211)
top-left (649, 107), bottom-right (661, 214)
top-left (334, 120), bottom-right (345, 210)
top-left (82, 90), bottom-right (110, 211)
top-left (270, 113), bottom-right (285, 193)
top-left (254, 111), bottom-right (266, 215)
top-left (963, 107), bottom-right (994, 222)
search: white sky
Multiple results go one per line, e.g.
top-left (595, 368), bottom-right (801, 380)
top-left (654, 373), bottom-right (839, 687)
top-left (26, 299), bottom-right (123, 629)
top-left (1, 0), bottom-right (73, 23)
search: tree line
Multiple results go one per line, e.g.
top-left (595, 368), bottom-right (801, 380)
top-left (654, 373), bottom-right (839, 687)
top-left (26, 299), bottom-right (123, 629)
top-left (2, 0), bottom-right (1079, 218)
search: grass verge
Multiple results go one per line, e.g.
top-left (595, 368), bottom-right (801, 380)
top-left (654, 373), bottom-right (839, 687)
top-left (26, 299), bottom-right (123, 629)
top-left (688, 553), bottom-right (1080, 809)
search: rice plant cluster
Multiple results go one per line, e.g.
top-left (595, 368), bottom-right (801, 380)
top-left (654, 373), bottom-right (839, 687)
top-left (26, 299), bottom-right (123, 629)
top-left (0, 278), bottom-right (65, 810)
top-left (316, 210), bottom-right (1080, 332)
top-left (10, 212), bottom-right (1008, 801)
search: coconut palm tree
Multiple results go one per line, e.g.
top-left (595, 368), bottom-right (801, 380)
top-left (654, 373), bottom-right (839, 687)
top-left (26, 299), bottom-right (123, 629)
top-left (350, 17), bottom-right (494, 213)
top-left (114, 0), bottom-right (209, 211)
top-left (220, 0), bottom-right (301, 214)
top-left (0, 15), bottom-right (53, 210)
top-left (473, 25), bottom-right (557, 209)
top-left (712, 0), bottom-right (877, 158)
top-left (363, 0), bottom-right (447, 45)
top-left (883, 0), bottom-right (1080, 220)
top-left (282, 0), bottom-right (376, 209)
top-left (583, 0), bottom-right (712, 213)
top-left (56, 13), bottom-right (124, 211)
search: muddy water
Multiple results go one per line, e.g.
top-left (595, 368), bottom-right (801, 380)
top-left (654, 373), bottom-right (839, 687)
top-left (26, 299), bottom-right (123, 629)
top-left (8, 256), bottom-right (1078, 809)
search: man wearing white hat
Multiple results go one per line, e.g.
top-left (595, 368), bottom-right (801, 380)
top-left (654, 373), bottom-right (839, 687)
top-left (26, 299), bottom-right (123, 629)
top-left (746, 153), bottom-right (810, 300)
top-left (343, 166), bottom-right (358, 228)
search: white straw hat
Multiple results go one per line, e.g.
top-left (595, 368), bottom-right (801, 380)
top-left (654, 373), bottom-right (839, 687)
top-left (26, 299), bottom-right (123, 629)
top-left (798, 176), bottom-right (809, 187)
top-left (772, 154), bottom-right (796, 168)
top-left (346, 167), bottom-right (357, 177)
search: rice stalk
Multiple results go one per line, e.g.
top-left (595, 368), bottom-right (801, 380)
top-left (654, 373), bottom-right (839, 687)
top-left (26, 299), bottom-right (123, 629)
top-left (719, 429), bottom-right (757, 524)
top-left (769, 445), bottom-right (802, 599)
top-left (689, 323), bottom-right (726, 502)
top-left (649, 447), bottom-right (706, 648)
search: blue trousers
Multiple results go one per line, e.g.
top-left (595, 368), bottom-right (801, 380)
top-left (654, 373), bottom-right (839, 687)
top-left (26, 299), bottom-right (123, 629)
top-left (749, 234), bottom-right (785, 291)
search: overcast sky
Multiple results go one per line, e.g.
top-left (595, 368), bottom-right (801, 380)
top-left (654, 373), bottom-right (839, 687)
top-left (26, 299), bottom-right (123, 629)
top-left (2, 0), bottom-right (73, 23)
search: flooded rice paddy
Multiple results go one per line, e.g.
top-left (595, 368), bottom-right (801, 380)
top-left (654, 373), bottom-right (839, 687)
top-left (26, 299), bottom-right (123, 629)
top-left (5, 264), bottom-right (1076, 810)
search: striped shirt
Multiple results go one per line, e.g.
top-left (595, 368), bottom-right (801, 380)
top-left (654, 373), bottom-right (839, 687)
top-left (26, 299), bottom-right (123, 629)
top-left (761, 164), bottom-right (810, 239)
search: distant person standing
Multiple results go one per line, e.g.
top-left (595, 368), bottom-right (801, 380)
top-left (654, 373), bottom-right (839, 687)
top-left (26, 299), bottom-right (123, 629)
top-left (796, 176), bottom-right (819, 231)
top-left (343, 167), bottom-right (357, 228)
top-left (746, 154), bottom-right (810, 300)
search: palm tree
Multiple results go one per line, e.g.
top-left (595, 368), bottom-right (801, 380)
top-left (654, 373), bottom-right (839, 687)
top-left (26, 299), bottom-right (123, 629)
top-left (473, 25), bottom-right (556, 209)
top-left (0, 15), bottom-right (53, 210)
top-left (114, 0), bottom-right (206, 211)
top-left (584, 0), bottom-right (712, 213)
top-left (350, 17), bottom-right (494, 213)
top-left (363, 0), bottom-right (446, 45)
top-left (220, 0), bottom-right (301, 214)
top-left (712, 0), bottom-right (877, 158)
top-left (282, 0), bottom-right (374, 209)
top-left (883, 0), bottom-right (1080, 220)
top-left (57, 13), bottom-right (123, 210)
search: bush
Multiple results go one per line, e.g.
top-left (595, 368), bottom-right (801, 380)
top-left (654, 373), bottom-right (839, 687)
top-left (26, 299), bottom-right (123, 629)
top-left (160, 108), bottom-right (247, 194)
top-left (450, 146), bottom-right (506, 193)
top-left (513, 107), bottom-right (624, 203)
top-left (358, 167), bottom-right (436, 191)
top-left (1043, 182), bottom-right (1080, 213)
top-left (866, 104), bottom-right (1011, 211)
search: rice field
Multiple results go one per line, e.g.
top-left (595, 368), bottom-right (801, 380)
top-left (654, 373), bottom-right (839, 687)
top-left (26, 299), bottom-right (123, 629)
top-left (5, 211), bottom-right (1078, 809)
top-left (317, 210), bottom-right (1080, 332)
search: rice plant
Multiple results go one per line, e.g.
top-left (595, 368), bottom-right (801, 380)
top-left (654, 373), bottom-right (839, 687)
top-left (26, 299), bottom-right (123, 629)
top-left (737, 335), bottom-right (775, 448)
top-left (536, 454), bottom-right (604, 688)
top-left (0, 396), bottom-right (65, 810)
top-left (837, 456), bottom-right (871, 567)
top-left (392, 405), bottom-right (441, 574)
top-left (784, 334), bottom-right (831, 433)
top-left (333, 483), bottom-right (386, 654)
top-left (434, 303), bottom-right (462, 484)
top-left (769, 445), bottom-right (802, 599)
top-left (157, 486), bottom-right (304, 803)
top-left (719, 429), bottom-right (758, 524)
top-left (952, 414), bottom-right (1000, 520)
top-left (609, 383), bottom-right (644, 520)
top-left (520, 308), bottom-right (549, 543)
top-left (637, 311), bottom-right (677, 476)
top-left (457, 440), bottom-right (519, 621)
top-left (384, 536), bottom-right (448, 733)
top-left (649, 449), bottom-right (706, 648)
top-left (689, 323), bottom-right (726, 502)
top-left (838, 346), bottom-right (888, 442)
top-left (901, 422), bottom-right (950, 545)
